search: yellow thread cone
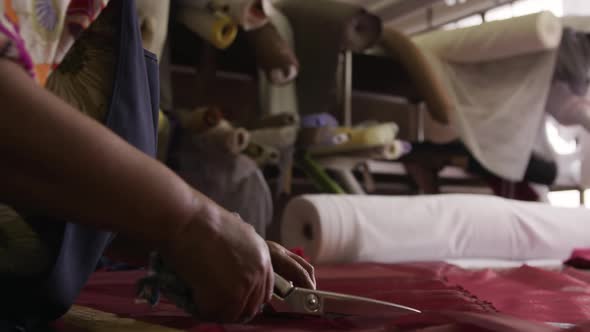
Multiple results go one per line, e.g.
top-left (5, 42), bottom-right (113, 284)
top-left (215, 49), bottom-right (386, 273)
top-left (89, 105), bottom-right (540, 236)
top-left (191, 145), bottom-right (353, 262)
top-left (178, 8), bottom-right (238, 49)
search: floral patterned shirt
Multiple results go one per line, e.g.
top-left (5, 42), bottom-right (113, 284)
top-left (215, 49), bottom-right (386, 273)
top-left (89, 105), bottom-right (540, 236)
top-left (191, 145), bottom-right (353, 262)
top-left (0, 0), bottom-right (110, 86)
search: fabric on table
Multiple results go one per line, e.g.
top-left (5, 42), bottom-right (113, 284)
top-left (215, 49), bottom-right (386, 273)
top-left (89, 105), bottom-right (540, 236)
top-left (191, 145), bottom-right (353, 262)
top-left (565, 248), bottom-right (590, 269)
top-left (445, 265), bottom-right (590, 325)
top-left (69, 263), bottom-right (590, 331)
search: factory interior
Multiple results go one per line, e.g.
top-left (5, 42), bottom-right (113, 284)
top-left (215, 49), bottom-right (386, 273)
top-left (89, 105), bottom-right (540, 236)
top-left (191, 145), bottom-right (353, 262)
top-left (2, 0), bottom-right (590, 330)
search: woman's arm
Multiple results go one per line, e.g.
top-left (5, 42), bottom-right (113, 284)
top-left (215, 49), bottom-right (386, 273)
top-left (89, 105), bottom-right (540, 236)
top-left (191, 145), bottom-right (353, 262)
top-left (0, 58), bottom-right (195, 246)
top-left (0, 58), bottom-right (276, 322)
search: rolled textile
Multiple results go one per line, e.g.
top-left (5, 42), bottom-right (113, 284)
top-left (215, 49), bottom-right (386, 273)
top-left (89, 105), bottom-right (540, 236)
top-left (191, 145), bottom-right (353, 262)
top-left (195, 120), bottom-right (251, 154)
top-left (216, 0), bottom-right (271, 31)
top-left (249, 125), bottom-right (298, 149)
top-left (249, 112), bottom-right (298, 130)
top-left (177, 0), bottom-right (271, 30)
top-left (313, 140), bottom-right (411, 160)
top-left (245, 22), bottom-right (299, 85)
top-left (177, 7), bottom-right (238, 49)
top-left (413, 11), bottom-right (563, 64)
top-left (244, 142), bottom-right (281, 165)
top-left (157, 111), bottom-right (171, 162)
top-left (177, 107), bottom-right (223, 134)
top-left (274, 0), bottom-right (382, 115)
top-left (257, 8), bottom-right (299, 118)
top-left (281, 194), bottom-right (590, 265)
top-left (306, 122), bottom-right (399, 156)
top-left (301, 113), bottom-right (339, 129)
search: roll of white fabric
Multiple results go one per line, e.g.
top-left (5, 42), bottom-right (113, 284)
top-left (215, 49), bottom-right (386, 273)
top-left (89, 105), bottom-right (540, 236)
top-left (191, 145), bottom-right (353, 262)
top-left (413, 11), bottom-right (563, 64)
top-left (281, 194), bottom-right (590, 265)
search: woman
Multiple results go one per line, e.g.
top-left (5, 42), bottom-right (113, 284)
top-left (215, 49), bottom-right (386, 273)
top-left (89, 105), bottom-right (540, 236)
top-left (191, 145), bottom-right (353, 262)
top-left (0, 0), bottom-right (314, 328)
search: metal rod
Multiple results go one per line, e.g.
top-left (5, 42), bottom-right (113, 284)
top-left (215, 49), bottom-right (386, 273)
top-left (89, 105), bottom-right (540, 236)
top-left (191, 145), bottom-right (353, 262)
top-left (343, 50), bottom-right (353, 128)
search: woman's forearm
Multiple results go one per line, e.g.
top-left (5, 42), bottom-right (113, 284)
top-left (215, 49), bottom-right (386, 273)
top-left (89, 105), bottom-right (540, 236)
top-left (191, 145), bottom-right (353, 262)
top-left (0, 59), bottom-right (202, 248)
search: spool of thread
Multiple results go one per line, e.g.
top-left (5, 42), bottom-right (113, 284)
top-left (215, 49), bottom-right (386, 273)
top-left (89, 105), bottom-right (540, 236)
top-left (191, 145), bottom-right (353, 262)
top-left (251, 113), bottom-right (298, 129)
top-left (178, 107), bottom-right (223, 134)
top-left (178, 7), bottom-right (238, 49)
top-left (196, 120), bottom-right (251, 155)
top-left (213, 0), bottom-right (271, 31)
top-left (244, 142), bottom-right (281, 165)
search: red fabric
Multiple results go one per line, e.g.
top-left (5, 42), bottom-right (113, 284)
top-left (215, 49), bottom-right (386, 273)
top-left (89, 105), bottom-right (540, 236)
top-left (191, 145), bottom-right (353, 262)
top-left (445, 265), bottom-right (590, 324)
top-left (65, 263), bottom-right (590, 331)
top-left (566, 249), bottom-right (590, 269)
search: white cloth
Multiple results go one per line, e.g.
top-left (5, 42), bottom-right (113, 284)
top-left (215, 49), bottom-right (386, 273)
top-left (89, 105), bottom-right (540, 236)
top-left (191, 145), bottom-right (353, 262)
top-left (135, 0), bottom-right (170, 59)
top-left (257, 7), bottom-right (299, 119)
top-left (413, 12), bottom-right (562, 64)
top-left (414, 12), bottom-right (562, 181)
top-left (281, 194), bottom-right (590, 265)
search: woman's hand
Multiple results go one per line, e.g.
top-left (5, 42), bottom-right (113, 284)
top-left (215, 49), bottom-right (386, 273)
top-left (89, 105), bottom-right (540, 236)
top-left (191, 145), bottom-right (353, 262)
top-left (159, 199), bottom-right (274, 323)
top-left (267, 241), bottom-right (316, 290)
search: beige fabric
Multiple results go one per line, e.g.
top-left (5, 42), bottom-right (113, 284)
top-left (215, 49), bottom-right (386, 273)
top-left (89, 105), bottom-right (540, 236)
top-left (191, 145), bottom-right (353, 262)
top-left (136, 0), bottom-right (170, 59)
top-left (381, 28), bottom-right (451, 124)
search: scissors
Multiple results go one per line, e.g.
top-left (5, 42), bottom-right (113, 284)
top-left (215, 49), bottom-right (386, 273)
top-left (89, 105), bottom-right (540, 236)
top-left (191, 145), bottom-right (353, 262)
top-left (270, 273), bottom-right (421, 318)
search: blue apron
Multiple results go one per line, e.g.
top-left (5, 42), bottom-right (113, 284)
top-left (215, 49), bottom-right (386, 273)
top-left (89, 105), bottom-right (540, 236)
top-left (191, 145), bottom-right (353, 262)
top-left (0, 0), bottom-right (159, 328)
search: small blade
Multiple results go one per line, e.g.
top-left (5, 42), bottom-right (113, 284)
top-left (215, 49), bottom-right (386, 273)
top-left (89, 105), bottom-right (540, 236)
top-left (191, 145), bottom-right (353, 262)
top-left (319, 290), bottom-right (420, 317)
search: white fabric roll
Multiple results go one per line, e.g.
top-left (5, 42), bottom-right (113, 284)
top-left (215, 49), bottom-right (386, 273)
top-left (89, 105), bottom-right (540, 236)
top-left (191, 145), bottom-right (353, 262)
top-left (281, 194), bottom-right (590, 265)
top-left (413, 11), bottom-right (563, 64)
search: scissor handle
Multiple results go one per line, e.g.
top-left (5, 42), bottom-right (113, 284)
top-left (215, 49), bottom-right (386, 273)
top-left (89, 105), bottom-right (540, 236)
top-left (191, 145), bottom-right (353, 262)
top-left (273, 273), bottom-right (294, 298)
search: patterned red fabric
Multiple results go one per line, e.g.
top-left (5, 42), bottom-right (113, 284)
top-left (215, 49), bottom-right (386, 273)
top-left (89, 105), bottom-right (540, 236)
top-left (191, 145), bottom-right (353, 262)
top-left (68, 263), bottom-right (590, 331)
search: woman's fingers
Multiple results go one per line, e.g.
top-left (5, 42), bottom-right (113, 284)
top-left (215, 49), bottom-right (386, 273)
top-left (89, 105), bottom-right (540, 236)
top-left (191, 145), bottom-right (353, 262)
top-left (267, 241), bottom-right (316, 290)
top-left (286, 251), bottom-right (316, 289)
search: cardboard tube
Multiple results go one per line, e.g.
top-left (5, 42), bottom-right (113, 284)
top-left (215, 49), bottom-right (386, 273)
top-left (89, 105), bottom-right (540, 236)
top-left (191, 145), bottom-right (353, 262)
top-left (178, 8), bottom-right (238, 49)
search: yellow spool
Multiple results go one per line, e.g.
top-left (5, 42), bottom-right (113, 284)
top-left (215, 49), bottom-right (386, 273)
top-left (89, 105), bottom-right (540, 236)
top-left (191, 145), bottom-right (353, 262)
top-left (308, 123), bottom-right (399, 156)
top-left (179, 8), bottom-right (238, 49)
top-left (210, 13), bottom-right (238, 49)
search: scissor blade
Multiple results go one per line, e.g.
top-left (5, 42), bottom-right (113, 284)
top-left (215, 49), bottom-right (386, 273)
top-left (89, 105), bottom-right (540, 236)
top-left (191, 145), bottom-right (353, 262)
top-left (317, 289), bottom-right (421, 317)
top-left (272, 287), bottom-right (420, 317)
